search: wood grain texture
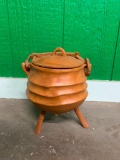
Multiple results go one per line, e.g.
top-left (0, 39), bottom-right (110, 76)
top-left (112, 20), bottom-right (120, 80)
top-left (7, 0), bottom-right (64, 77)
top-left (0, 0), bottom-right (120, 80)
top-left (0, 1), bottom-right (13, 76)
top-left (63, 0), bottom-right (120, 80)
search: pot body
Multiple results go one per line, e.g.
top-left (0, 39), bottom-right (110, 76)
top-left (23, 63), bottom-right (88, 114)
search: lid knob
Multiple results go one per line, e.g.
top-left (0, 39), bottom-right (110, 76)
top-left (52, 47), bottom-right (66, 57)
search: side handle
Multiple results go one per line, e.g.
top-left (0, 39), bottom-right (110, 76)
top-left (21, 63), bottom-right (29, 75)
top-left (22, 53), bottom-right (37, 75)
top-left (85, 58), bottom-right (92, 76)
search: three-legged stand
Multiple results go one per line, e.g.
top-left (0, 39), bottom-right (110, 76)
top-left (35, 108), bottom-right (89, 134)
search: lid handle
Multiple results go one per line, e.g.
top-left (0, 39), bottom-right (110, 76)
top-left (52, 47), bottom-right (66, 57)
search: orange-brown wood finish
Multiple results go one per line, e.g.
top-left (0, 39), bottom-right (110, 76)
top-left (35, 110), bottom-right (46, 134)
top-left (74, 108), bottom-right (89, 128)
top-left (22, 47), bottom-right (91, 134)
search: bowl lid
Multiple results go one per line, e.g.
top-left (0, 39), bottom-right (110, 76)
top-left (31, 47), bottom-right (85, 69)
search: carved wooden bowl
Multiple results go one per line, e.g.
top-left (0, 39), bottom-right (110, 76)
top-left (22, 47), bottom-right (91, 134)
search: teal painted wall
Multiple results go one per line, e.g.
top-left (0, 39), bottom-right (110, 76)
top-left (0, 0), bottom-right (120, 80)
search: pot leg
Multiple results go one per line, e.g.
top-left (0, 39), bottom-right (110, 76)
top-left (74, 108), bottom-right (89, 128)
top-left (35, 110), bottom-right (46, 134)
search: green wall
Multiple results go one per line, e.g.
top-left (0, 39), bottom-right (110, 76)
top-left (0, 0), bottom-right (120, 80)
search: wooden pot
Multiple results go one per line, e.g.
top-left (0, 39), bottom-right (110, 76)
top-left (22, 47), bottom-right (91, 134)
